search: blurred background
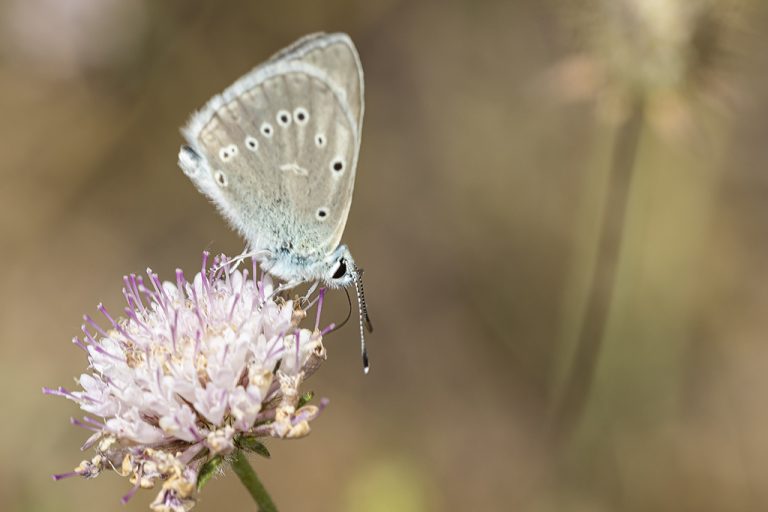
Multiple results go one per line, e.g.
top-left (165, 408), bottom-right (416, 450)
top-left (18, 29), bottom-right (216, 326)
top-left (2, 0), bottom-right (768, 510)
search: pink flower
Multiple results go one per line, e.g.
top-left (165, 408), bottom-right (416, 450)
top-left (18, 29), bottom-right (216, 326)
top-left (46, 252), bottom-right (330, 510)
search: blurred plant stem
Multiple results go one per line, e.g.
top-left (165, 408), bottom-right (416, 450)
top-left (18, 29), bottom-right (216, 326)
top-left (231, 450), bottom-right (278, 512)
top-left (552, 96), bottom-right (645, 441)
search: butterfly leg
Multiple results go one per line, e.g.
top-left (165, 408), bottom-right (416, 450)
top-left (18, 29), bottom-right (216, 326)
top-left (262, 280), bottom-right (320, 309)
top-left (213, 248), bottom-right (271, 275)
top-left (262, 279), bottom-right (305, 305)
top-left (300, 281), bottom-right (320, 306)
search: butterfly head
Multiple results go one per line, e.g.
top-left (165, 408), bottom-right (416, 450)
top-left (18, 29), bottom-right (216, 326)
top-left (324, 245), bottom-right (373, 372)
top-left (324, 245), bottom-right (357, 288)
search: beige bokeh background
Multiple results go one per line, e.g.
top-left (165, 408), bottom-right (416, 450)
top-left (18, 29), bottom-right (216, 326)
top-left (2, 1), bottom-right (768, 511)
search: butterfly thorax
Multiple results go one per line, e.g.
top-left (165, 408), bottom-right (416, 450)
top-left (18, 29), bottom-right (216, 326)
top-left (258, 243), bottom-right (355, 288)
top-left (258, 249), bottom-right (326, 283)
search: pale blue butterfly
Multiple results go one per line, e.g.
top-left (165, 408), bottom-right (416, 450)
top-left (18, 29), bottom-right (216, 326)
top-left (177, 33), bottom-right (373, 372)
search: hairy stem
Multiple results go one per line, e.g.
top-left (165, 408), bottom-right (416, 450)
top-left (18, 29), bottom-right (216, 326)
top-left (231, 450), bottom-right (278, 512)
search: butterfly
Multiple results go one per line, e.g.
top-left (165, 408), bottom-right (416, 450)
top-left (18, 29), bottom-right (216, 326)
top-left (177, 33), bottom-right (373, 372)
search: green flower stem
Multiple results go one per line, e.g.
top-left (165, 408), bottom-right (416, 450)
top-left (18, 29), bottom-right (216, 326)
top-left (231, 450), bottom-right (278, 512)
top-left (552, 97), bottom-right (645, 441)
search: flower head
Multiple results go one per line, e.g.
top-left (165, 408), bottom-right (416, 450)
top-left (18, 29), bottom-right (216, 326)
top-left (45, 252), bottom-right (331, 510)
top-left (552, 0), bottom-right (745, 139)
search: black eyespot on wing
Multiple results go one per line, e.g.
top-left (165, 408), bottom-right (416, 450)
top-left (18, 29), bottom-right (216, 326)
top-left (332, 259), bottom-right (347, 279)
top-left (181, 145), bottom-right (200, 160)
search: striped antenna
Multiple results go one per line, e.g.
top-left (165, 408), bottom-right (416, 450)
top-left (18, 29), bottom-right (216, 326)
top-left (352, 265), bottom-right (373, 373)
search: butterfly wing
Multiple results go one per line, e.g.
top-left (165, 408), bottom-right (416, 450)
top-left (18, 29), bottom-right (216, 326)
top-left (178, 32), bottom-right (364, 261)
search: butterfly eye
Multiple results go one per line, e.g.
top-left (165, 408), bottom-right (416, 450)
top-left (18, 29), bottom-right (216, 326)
top-left (332, 258), bottom-right (347, 280)
top-left (315, 134), bottom-right (326, 148)
top-left (245, 136), bottom-right (259, 152)
top-left (214, 170), bottom-right (228, 187)
top-left (330, 157), bottom-right (345, 175)
top-left (316, 207), bottom-right (329, 221)
top-left (260, 122), bottom-right (274, 138)
top-left (294, 107), bottom-right (309, 125)
top-left (276, 110), bottom-right (291, 127)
